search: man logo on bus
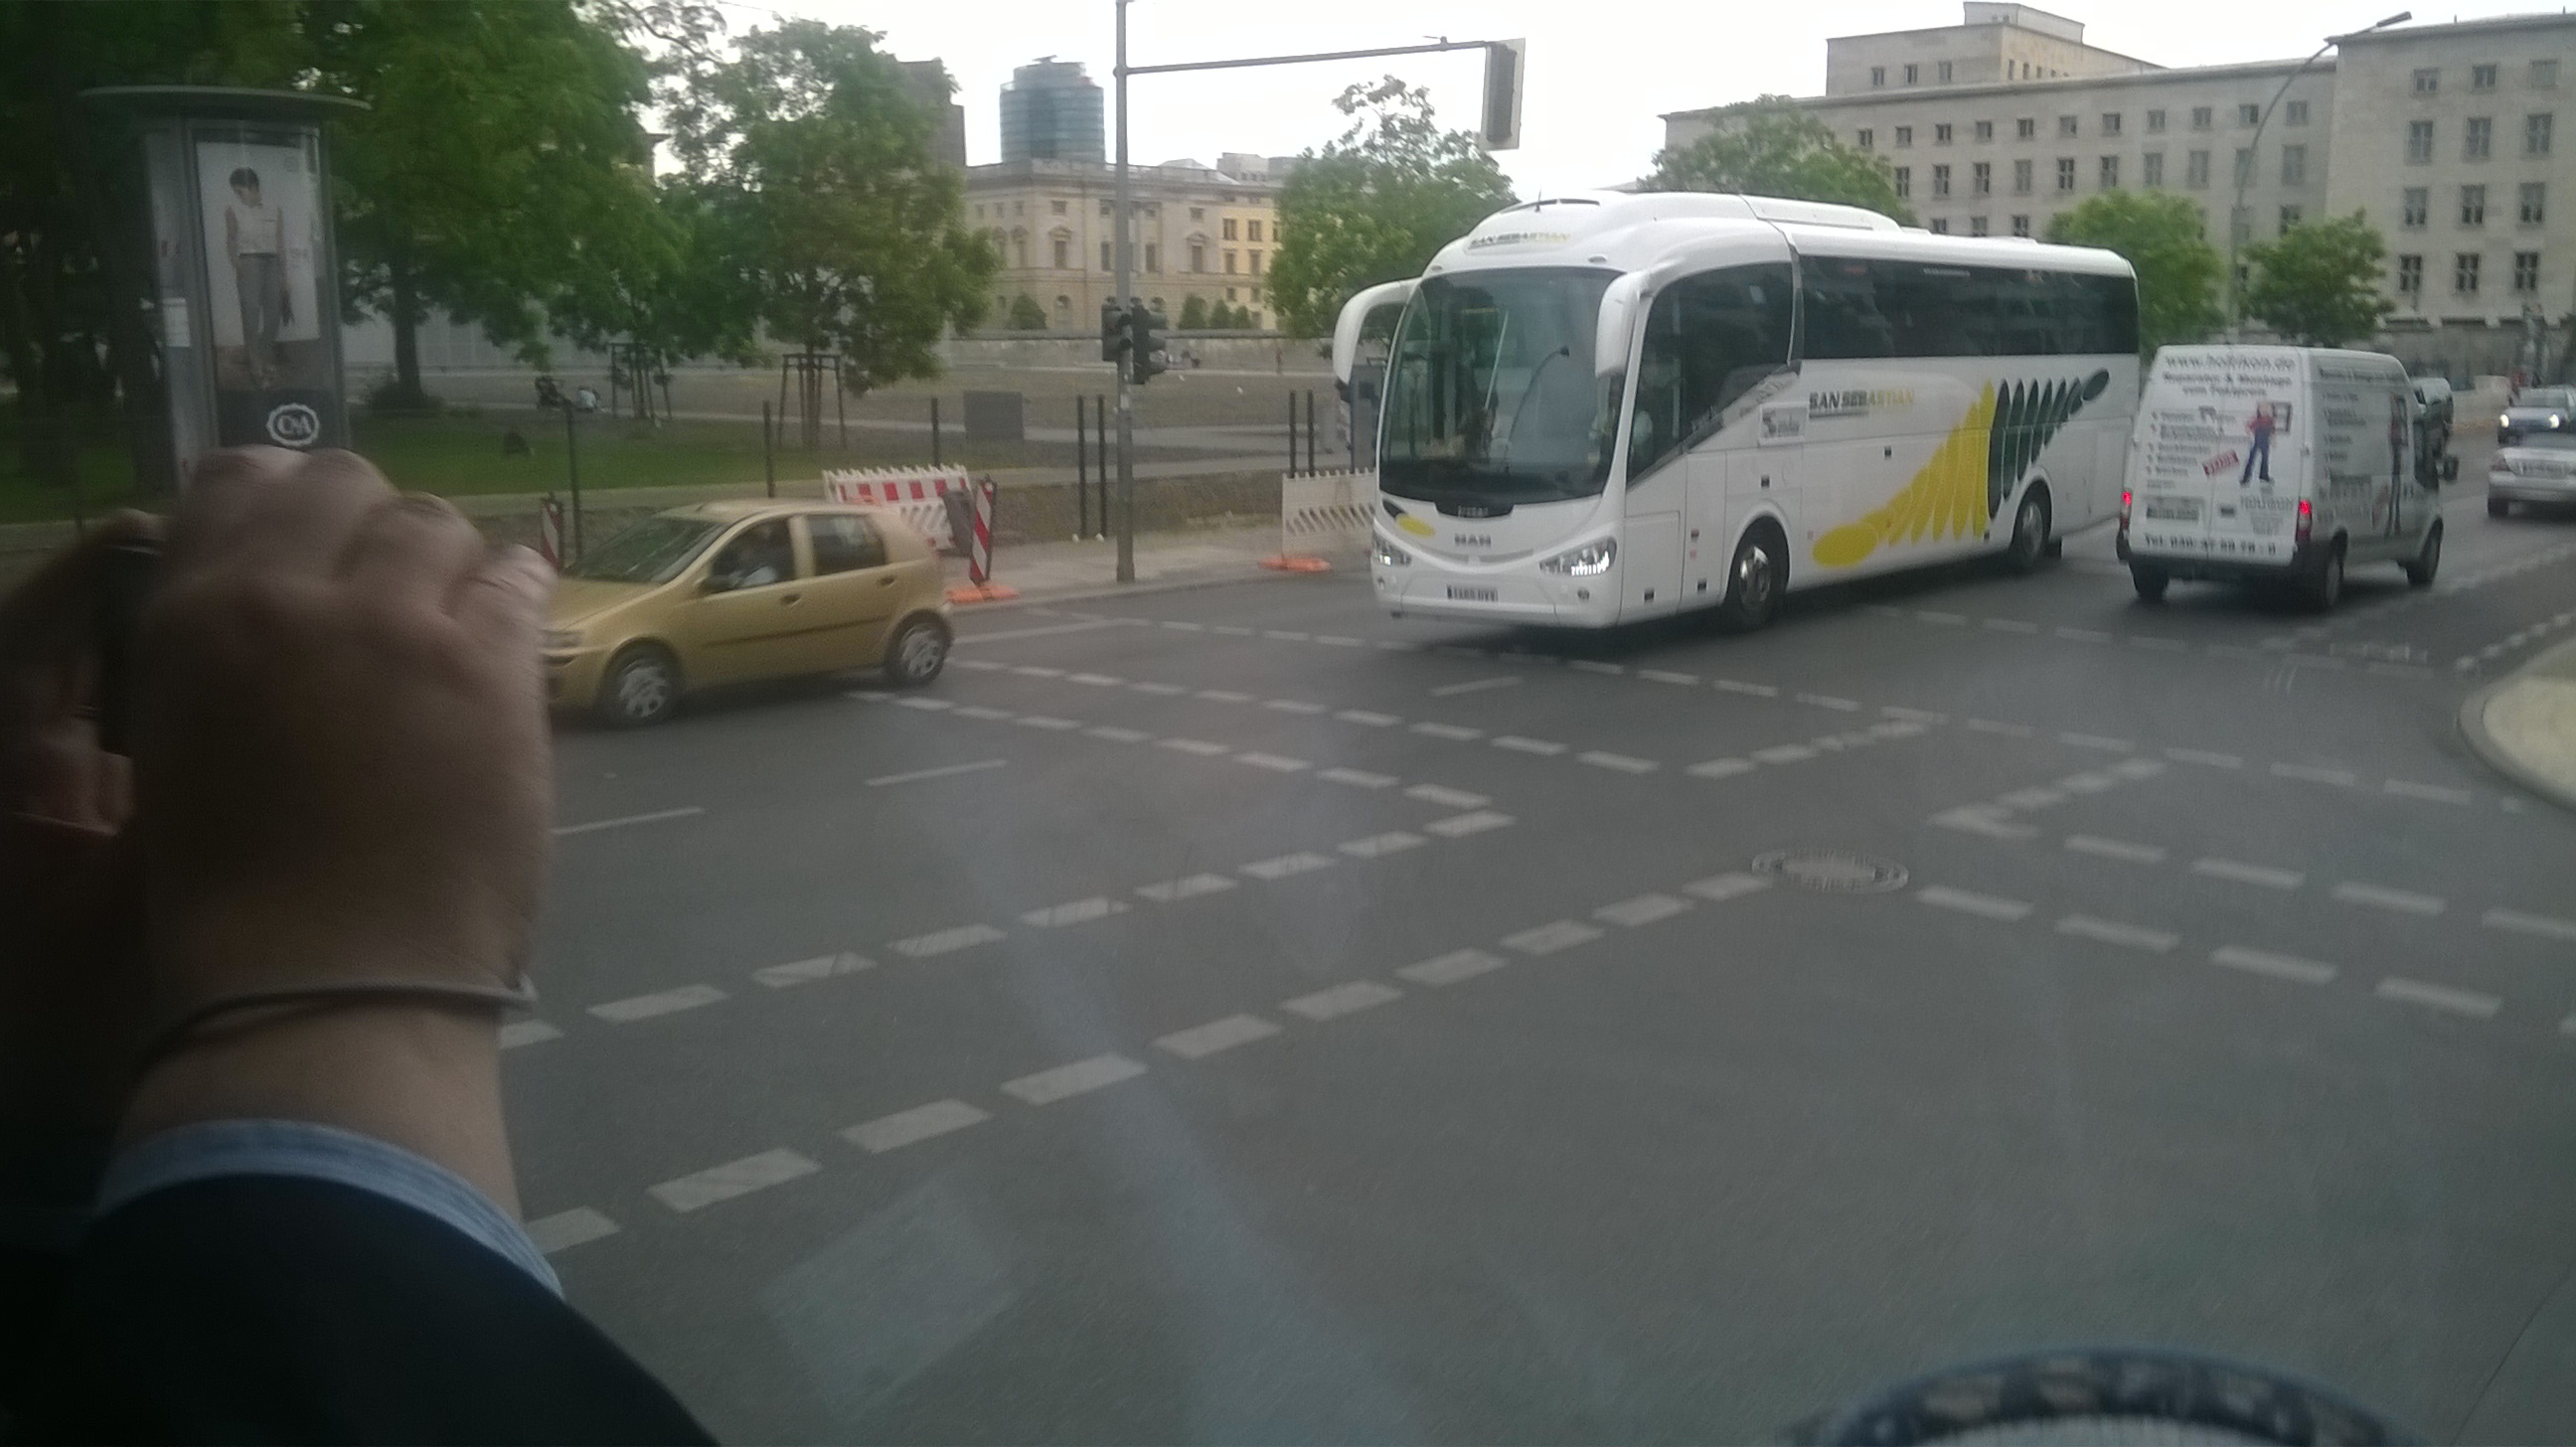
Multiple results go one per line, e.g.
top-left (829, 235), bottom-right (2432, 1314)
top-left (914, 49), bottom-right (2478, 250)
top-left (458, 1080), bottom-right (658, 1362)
top-left (1812, 369), bottom-right (2111, 568)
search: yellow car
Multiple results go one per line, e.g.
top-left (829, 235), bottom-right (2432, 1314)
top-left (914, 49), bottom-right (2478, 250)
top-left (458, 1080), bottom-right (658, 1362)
top-left (544, 501), bottom-right (953, 726)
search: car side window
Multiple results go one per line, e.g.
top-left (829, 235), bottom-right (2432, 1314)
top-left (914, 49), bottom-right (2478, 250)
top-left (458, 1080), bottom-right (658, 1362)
top-left (705, 519), bottom-right (794, 592)
top-left (807, 514), bottom-right (888, 574)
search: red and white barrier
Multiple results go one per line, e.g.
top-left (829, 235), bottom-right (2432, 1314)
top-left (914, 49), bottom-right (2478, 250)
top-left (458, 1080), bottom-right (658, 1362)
top-left (537, 495), bottom-right (567, 568)
top-left (821, 465), bottom-right (974, 551)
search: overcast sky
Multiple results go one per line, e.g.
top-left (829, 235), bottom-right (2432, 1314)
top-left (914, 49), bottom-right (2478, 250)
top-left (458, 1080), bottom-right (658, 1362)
top-left (749, 0), bottom-right (2540, 192)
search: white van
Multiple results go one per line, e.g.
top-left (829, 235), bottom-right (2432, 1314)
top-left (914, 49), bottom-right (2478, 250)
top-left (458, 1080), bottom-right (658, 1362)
top-left (2118, 345), bottom-right (2451, 609)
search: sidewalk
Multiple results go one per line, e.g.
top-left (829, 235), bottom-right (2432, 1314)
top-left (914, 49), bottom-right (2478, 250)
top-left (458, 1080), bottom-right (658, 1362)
top-left (941, 523), bottom-right (1362, 607)
top-left (2462, 635), bottom-right (2576, 810)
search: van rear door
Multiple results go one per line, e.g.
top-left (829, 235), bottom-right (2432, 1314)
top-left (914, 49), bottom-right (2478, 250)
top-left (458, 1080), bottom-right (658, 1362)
top-left (2130, 349), bottom-right (2304, 567)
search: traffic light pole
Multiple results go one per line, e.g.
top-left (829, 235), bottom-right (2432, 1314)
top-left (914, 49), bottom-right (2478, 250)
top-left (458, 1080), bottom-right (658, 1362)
top-left (1113, 0), bottom-right (1136, 582)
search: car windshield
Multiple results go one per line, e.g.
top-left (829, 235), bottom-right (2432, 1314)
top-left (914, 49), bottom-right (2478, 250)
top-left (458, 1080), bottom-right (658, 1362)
top-left (1379, 268), bottom-right (1622, 506)
top-left (566, 516), bottom-right (725, 584)
top-left (2511, 389), bottom-right (2575, 411)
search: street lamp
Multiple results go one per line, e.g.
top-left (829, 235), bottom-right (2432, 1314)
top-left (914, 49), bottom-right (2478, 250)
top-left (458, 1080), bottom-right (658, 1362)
top-left (535, 376), bottom-right (599, 559)
top-left (2227, 11), bottom-right (2411, 337)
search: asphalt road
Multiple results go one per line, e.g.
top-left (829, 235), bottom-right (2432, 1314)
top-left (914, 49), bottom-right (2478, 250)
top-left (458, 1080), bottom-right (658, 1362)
top-left (515, 452), bottom-right (2576, 1443)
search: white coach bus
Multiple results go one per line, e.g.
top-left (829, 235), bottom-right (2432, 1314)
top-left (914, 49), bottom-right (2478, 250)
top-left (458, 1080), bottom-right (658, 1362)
top-left (1333, 191), bottom-right (2140, 629)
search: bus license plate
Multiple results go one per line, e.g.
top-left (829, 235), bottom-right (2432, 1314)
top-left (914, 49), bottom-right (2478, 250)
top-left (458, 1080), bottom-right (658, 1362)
top-left (1446, 584), bottom-right (1498, 602)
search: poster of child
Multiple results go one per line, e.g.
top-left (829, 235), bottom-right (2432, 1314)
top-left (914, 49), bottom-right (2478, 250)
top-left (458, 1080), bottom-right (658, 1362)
top-left (195, 134), bottom-right (326, 392)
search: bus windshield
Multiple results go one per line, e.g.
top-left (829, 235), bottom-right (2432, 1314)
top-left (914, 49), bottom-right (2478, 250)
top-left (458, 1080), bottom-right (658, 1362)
top-left (1380, 268), bottom-right (1621, 507)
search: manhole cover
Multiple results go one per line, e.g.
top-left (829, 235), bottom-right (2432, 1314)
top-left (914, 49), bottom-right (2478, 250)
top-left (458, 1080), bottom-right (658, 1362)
top-left (1750, 849), bottom-right (1909, 893)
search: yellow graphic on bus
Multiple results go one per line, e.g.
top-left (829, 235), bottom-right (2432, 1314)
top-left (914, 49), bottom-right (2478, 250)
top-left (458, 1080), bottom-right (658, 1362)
top-left (1813, 384), bottom-right (1997, 568)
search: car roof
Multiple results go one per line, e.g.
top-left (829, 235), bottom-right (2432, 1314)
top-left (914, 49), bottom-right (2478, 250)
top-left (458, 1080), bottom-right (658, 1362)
top-left (656, 499), bottom-right (881, 524)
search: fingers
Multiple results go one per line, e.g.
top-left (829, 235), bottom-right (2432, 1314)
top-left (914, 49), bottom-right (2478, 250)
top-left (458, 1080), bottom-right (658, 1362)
top-left (170, 448), bottom-right (394, 578)
top-left (450, 546), bottom-right (555, 644)
top-left (336, 494), bottom-right (488, 603)
top-left (0, 511), bottom-right (162, 672)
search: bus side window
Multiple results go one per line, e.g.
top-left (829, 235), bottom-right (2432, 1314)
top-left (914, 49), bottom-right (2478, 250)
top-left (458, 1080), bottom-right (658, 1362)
top-left (1800, 258), bottom-right (1895, 360)
top-left (1631, 263), bottom-right (1795, 480)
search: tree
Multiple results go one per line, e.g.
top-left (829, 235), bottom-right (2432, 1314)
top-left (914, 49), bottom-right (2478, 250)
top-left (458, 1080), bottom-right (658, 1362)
top-left (2242, 212), bottom-right (2394, 347)
top-left (666, 20), bottom-right (993, 418)
top-left (1266, 77), bottom-right (1517, 338)
top-left (1005, 293), bottom-right (1047, 330)
top-left (2044, 190), bottom-right (2224, 356)
top-left (1177, 294), bottom-right (1208, 330)
top-left (1644, 96), bottom-right (1912, 223)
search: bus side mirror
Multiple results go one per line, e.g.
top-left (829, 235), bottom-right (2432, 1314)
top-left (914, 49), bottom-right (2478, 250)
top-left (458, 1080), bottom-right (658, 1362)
top-left (1594, 272), bottom-right (1647, 380)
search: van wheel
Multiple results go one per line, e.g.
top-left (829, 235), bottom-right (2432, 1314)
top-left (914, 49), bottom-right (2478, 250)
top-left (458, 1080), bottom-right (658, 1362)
top-left (598, 645), bottom-right (681, 727)
top-left (2003, 490), bottom-right (2051, 574)
top-left (2402, 524), bottom-right (2442, 587)
top-left (2489, 495), bottom-right (2511, 519)
top-left (2131, 565), bottom-right (2170, 602)
top-left (2305, 543), bottom-right (2345, 611)
top-left (1716, 527), bottom-right (1784, 631)
top-left (884, 614), bottom-right (951, 687)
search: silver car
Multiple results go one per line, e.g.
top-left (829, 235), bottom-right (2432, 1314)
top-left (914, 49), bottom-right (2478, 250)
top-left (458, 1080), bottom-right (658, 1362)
top-left (2488, 428), bottom-right (2576, 516)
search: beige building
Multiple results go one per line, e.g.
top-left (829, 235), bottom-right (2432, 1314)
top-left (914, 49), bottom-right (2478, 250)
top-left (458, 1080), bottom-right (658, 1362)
top-left (967, 155), bottom-right (1287, 330)
top-left (1665, 5), bottom-right (2576, 372)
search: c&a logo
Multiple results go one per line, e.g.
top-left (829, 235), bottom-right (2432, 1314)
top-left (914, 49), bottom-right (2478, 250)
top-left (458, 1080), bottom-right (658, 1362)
top-left (264, 402), bottom-right (322, 448)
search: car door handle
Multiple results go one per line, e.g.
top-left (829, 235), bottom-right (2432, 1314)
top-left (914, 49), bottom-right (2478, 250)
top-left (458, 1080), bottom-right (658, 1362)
top-left (780, 593), bottom-right (801, 605)
top-left (877, 575), bottom-right (896, 586)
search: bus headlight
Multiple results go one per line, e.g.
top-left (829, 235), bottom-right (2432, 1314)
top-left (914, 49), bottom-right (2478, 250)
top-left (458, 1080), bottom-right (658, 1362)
top-left (1372, 536), bottom-right (1411, 567)
top-left (1538, 539), bottom-right (1617, 576)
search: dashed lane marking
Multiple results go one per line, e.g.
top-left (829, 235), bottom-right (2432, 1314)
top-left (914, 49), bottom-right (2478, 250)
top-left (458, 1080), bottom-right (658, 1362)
top-left (867, 759), bottom-right (1008, 787)
top-left (1966, 720), bottom-right (2034, 737)
top-left (1241, 852), bottom-right (1337, 880)
top-left (1196, 689), bottom-right (1253, 703)
top-left (1753, 743), bottom-right (1819, 763)
top-left (2055, 914), bottom-right (2180, 953)
top-left (2331, 882), bottom-right (2446, 916)
top-left (2059, 732), bottom-right (2135, 752)
top-left (1595, 892), bottom-right (1691, 927)
top-left (1315, 635), bottom-right (1366, 647)
top-left (1406, 784), bottom-right (1490, 809)
top-left (1155, 1014), bottom-right (1283, 1059)
top-left (1023, 896), bottom-right (1132, 927)
top-left (1639, 669), bottom-right (1699, 685)
top-left (2065, 835), bottom-right (2168, 865)
top-left (2271, 762), bottom-right (2358, 787)
top-left (1688, 758), bottom-right (1756, 779)
top-left (843, 1100), bottom-right (991, 1154)
top-left (1262, 699), bottom-right (1327, 715)
top-left (1234, 751), bottom-right (1313, 772)
top-left (1713, 679), bottom-right (1779, 697)
top-left (1319, 767), bottom-right (1398, 788)
top-left (1001, 1053), bottom-right (1147, 1105)
top-left (1569, 660), bottom-right (1624, 676)
top-left (2375, 976), bottom-right (2502, 1019)
top-left (1883, 706), bottom-right (1949, 723)
top-left (1335, 710), bottom-right (1401, 725)
top-left (1262, 630), bottom-right (1312, 641)
top-left (1578, 750), bottom-right (1660, 774)
top-left (1424, 810), bottom-right (1515, 838)
top-left (588, 984), bottom-right (726, 1024)
top-left (1493, 735), bottom-right (1567, 755)
top-left (1796, 693), bottom-right (1863, 711)
top-left (1156, 737), bottom-right (1231, 755)
top-left (553, 806), bottom-right (705, 838)
top-left (1135, 874), bottom-right (1236, 902)
top-left (1010, 665), bottom-right (1065, 678)
top-left (1685, 873), bottom-right (1773, 901)
top-left (954, 705), bottom-right (1015, 721)
top-left (1431, 676), bottom-right (1521, 698)
top-left (1067, 673), bottom-right (1122, 687)
top-left (1916, 885), bottom-right (2034, 922)
top-left (1013, 716), bottom-right (1080, 730)
top-left (893, 697), bottom-right (953, 711)
top-left (2210, 946), bottom-right (2336, 986)
top-left (1411, 722), bottom-right (1483, 740)
top-left (500, 1021), bottom-right (562, 1049)
top-left (2384, 780), bottom-right (2475, 804)
top-left (1931, 806), bottom-right (2038, 839)
top-left (952, 620), bottom-right (1119, 644)
top-left (1998, 787), bottom-right (2065, 810)
top-left (890, 924), bottom-right (1007, 958)
top-left (2191, 858), bottom-right (2306, 890)
top-left (753, 953), bottom-right (873, 989)
top-left (1282, 981), bottom-right (1402, 1022)
top-left (528, 1207), bottom-right (621, 1255)
top-left (1502, 920), bottom-right (1607, 955)
top-left (2165, 748), bottom-right (2245, 768)
top-left (2486, 907), bottom-right (2576, 943)
top-left (649, 1149), bottom-right (819, 1213)
top-left (1397, 949), bottom-right (1509, 987)
top-left (1340, 831), bottom-right (1428, 859)
top-left (1085, 726), bottom-right (1152, 743)
top-left (1128, 681), bottom-right (1190, 696)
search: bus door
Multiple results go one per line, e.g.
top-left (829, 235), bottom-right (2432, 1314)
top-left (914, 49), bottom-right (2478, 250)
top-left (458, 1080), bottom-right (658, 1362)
top-left (1630, 260), bottom-right (1797, 612)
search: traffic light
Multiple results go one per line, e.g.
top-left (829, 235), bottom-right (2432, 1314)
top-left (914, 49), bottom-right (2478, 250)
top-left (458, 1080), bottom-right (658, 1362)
top-left (1126, 303), bottom-right (1169, 385)
top-left (1100, 300), bottom-right (1127, 364)
top-left (1480, 40), bottom-right (1526, 151)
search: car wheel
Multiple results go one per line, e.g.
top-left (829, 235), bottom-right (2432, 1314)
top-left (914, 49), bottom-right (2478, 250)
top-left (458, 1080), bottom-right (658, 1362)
top-left (2131, 565), bottom-right (2170, 602)
top-left (2305, 544), bottom-right (2344, 612)
top-left (884, 614), bottom-right (952, 687)
top-left (1716, 527), bottom-right (1784, 631)
top-left (2489, 495), bottom-right (2511, 519)
top-left (598, 645), bottom-right (681, 727)
top-left (2003, 490), bottom-right (2050, 574)
top-left (2402, 524), bottom-right (2442, 587)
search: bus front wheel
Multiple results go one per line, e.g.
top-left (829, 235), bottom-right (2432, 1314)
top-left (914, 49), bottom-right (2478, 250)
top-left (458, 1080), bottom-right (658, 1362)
top-left (1717, 528), bottom-right (1784, 632)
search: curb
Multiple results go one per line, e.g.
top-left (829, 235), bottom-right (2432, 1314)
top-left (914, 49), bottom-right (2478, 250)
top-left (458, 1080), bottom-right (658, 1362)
top-left (2458, 634), bottom-right (2576, 814)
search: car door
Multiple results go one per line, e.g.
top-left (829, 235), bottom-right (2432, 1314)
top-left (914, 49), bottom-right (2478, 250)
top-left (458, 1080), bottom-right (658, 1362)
top-left (796, 512), bottom-right (903, 669)
top-left (668, 518), bottom-right (809, 686)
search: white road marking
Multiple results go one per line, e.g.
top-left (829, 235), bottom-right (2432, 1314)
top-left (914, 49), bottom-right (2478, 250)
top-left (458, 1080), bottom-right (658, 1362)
top-left (1411, 722), bottom-right (1483, 740)
top-left (1965, 720), bottom-right (2034, 737)
top-left (1916, 885), bottom-right (2033, 921)
top-left (1640, 669), bottom-right (1699, 685)
top-left (1797, 693), bottom-right (1863, 711)
top-left (2486, 907), bottom-right (2576, 942)
top-left (1001, 1053), bottom-right (1147, 1105)
top-left (553, 805), bottom-right (705, 838)
top-left (1159, 620), bottom-right (1205, 631)
top-left (1262, 699), bottom-right (1326, 715)
top-left (1011, 665), bottom-right (1065, 677)
top-left (1282, 981), bottom-right (1403, 1021)
top-left (1157, 737), bottom-right (1231, 755)
top-left (589, 984), bottom-right (726, 1024)
top-left (1425, 811), bottom-right (1515, 838)
top-left (1405, 784), bottom-right (1490, 808)
top-left (753, 952), bottom-right (873, 989)
top-left (1397, 949), bottom-right (1508, 987)
top-left (1234, 751), bottom-right (1312, 772)
top-left (1883, 706), bottom-right (1949, 723)
top-left (1502, 920), bottom-right (1606, 955)
top-left (1569, 660), bottom-right (1625, 675)
top-left (1068, 673), bottom-right (1123, 686)
top-left (1595, 893), bottom-right (1690, 927)
top-left (890, 923), bottom-right (1008, 958)
top-left (2165, 747), bottom-right (2245, 768)
top-left (1335, 710), bottom-right (1401, 725)
top-left (2271, 762), bottom-right (2357, 787)
top-left (2375, 977), bottom-right (2501, 1019)
top-left (2055, 914), bottom-right (2179, 952)
top-left (1196, 689), bottom-right (1254, 703)
top-left (2108, 758), bottom-right (2169, 781)
top-left (2332, 882), bottom-right (2446, 916)
top-left (1023, 896), bottom-right (1131, 927)
top-left (894, 697), bottom-right (954, 711)
top-left (2059, 732), bottom-right (2134, 752)
top-left (649, 1149), bottom-right (819, 1212)
top-left (527, 1207), bottom-right (621, 1255)
top-left (1320, 767), bottom-right (1398, 788)
top-left (955, 705), bottom-right (1016, 721)
top-left (1135, 874), bottom-right (1235, 902)
top-left (867, 758), bottom-right (1008, 787)
top-left (1241, 852), bottom-right (1336, 880)
top-left (2055, 627), bottom-right (2112, 643)
top-left (1688, 758), bottom-right (1756, 779)
top-left (1999, 787), bottom-right (2065, 810)
top-left (1086, 726), bottom-right (1152, 743)
top-left (1129, 682), bottom-right (1190, 696)
top-left (1155, 1014), bottom-right (1283, 1059)
top-left (2056, 772), bottom-right (2117, 794)
top-left (2066, 835), bottom-right (2168, 865)
top-left (1753, 743), bottom-right (1818, 763)
top-left (1493, 735), bottom-right (1568, 755)
top-left (1931, 807), bottom-right (2038, 839)
top-left (1315, 635), bottom-right (1366, 647)
top-left (1713, 679), bottom-right (1779, 697)
top-left (2383, 779), bottom-right (2474, 804)
top-left (1578, 750), bottom-right (1659, 773)
top-left (1014, 716), bottom-right (1080, 730)
top-left (1262, 629), bottom-right (1312, 641)
top-left (2191, 858), bottom-right (2305, 889)
top-left (952, 621), bottom-right (1116, 644)
top-left (844, 1100), bottom-right (991, 1153)
top-left (952, 658), bottom-right (1004, 670)
top-left (1341, 831), bottom-right (1428, 858)
top-left (499, 1020), bottom-right (562, 1049)
top-left (1684, 873), bottom-right (1773, 901)
top-left (1982, 617), bottom-right (2040, 634)
top-left (1430, 675), bottom-right (1520, 699)
top-left (1916, 610), bottom-right (1967, 625)
top-left (1872, 721), bottom-right (1932, 739)
top-left (2210, 945), bottom-right (2336, 985)
top-left (1210, 625), bottom-right (1254, 637)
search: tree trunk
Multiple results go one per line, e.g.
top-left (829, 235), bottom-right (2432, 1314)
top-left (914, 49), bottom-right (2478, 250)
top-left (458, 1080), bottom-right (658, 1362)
top-left (44, 27), bottom-right (170, 496)
top-left (391, 258), bottom-right (424, 406)
top-left (0, 241), bottom-right (71, 490)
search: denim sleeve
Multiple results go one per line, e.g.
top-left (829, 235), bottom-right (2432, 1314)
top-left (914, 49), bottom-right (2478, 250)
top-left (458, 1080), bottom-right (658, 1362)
top-left (95, 1120), bottom-right (561, 1296)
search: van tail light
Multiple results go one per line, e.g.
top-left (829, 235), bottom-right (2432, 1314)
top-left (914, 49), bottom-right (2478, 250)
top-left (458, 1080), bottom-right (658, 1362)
top-left (2295, 497), bottom-right (2314, 545)
top-left (2119, 489), bottom-right (2133, 532)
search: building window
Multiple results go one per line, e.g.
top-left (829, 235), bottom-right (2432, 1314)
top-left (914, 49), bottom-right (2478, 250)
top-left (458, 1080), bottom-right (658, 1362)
top-left (2406, 120), bottom-right (2434, 162)
top-left (2185, 150), bottom-right (2210, 188)
top-left (2016, 116), bottom-right (2036, 139)
top-left (1221, 218), bottom-right (1237, 240)
top-left (2102, 112), bottom-right (2123, 136)
top-left (1894, 166), bottom-right (1911, 198)
top-left (2059, 114), bottom-right (2079, 136)
top-left (2397, 254), bottom-right (2423, 294)
top-left (1012, 234), bottom-right (1027, 266)
top-left (1904, 63), bottom-right (1920, 84)
top-left (1049, 199), bottom-right (1067, 215)
top-left (2143, 151), bottom-right (2165, 186)
top-left (1938, 60), bottom-right (1954, 82)
top-left (2234, 147), bottom-right (2253, 185)
top-left (2521, 181), bottom-right (2546, 224)
top-left (2012, 214), bottom-right (2031, 237)
top-left (2528, 112), bottom-right (2554, 155)
top-left (2456, 252), bottom-right (2481, 293)
top-left (1248, 248), bottom-right (1262, 274)
top-left (2056, 156), bottom-right (2076, 192)
top-left (1970, 215), bottom-right (1990, 236)
top-left (1100, 241), bottom-right (1112, 271)
top-left (2239, 102), bottom-right (2262, 126)
top-left (2462, 184), bottom-right (2488, 225)
top-left (2534, 60), bottom-right (2560, 88)
top-left (1145, 242), bottom-right (1159, 273)
top-left (2013, 158), bottom-right (2033, 193)
top-left (1189, 242), bottom-right (1205, 272)
top-left (1895, 125), bottom-right (1914, 146)
top-left (2186, 105), bottom-right (2210, 131)
top-left (2286, 99), bottom-right (2310, 126)
top-left (1870, 65), bottom-right (1886, 86)
top-left (1975, 119), bottom-right (1994, 141)
top-left (1190, 207), bottom-right (1205, 221)
top-left (1223, 249), bottom-right (1237, 273)
top-left (1933, 163), bottom-right (1952, 197)
top-left (2515, 250), bottom-right (2542, 291)
top-left (1099, 201), bottom-right (1112, 217)
top-left (1246, 220), bottom-right (1263, 242)
top-left (1857, 127), bottom-right (1874, 150)
top-left (2402, 187), bottom-right (2429, 226)
top-left (1935, 122), bottom-right (1954, 144)
top-left (2474, 63), bottom-right (2499, 90)
top-left (2282, 144), bottom-right (2307, 185)
top-left (1973, 161), bottom-right (1993, 195)
top-left (2147, 108), bottom-right (2168, 133)
top-left (1928, 218), bottom-right (1950, 234)
top-left (2467, 116), bottom-right (2494, 158)
top-left (1051, 238), bottom-right (1068, 268)
top-left (2230, 207), bottom-right (2252, 243)
top-left (2099, 155), bottom-right (2119, 188)
top-left (1224, 286), bottom-right (1236, 301)
top-left (2279, 205), bottom-right (2302, 234)
top-left (2414, 68), bottom-right (2440, 93)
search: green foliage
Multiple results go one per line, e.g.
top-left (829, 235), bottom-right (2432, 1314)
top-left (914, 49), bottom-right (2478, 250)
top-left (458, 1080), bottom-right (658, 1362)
top-left (1644, 96), bottom-right (1913, 223)
top-left (2044, 190), bottom-right (2224, 356)
top-left (1177, 294), bottom-right (1208, 330)
top-left (664, 21), bottom-right (993, 394)
top-left (2242, 211), bottom-right (2394, 347)
top-left (1267, 77), bottom-right (1517, 339)
top-left (1005, 293), bottom-right (1048, 330)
